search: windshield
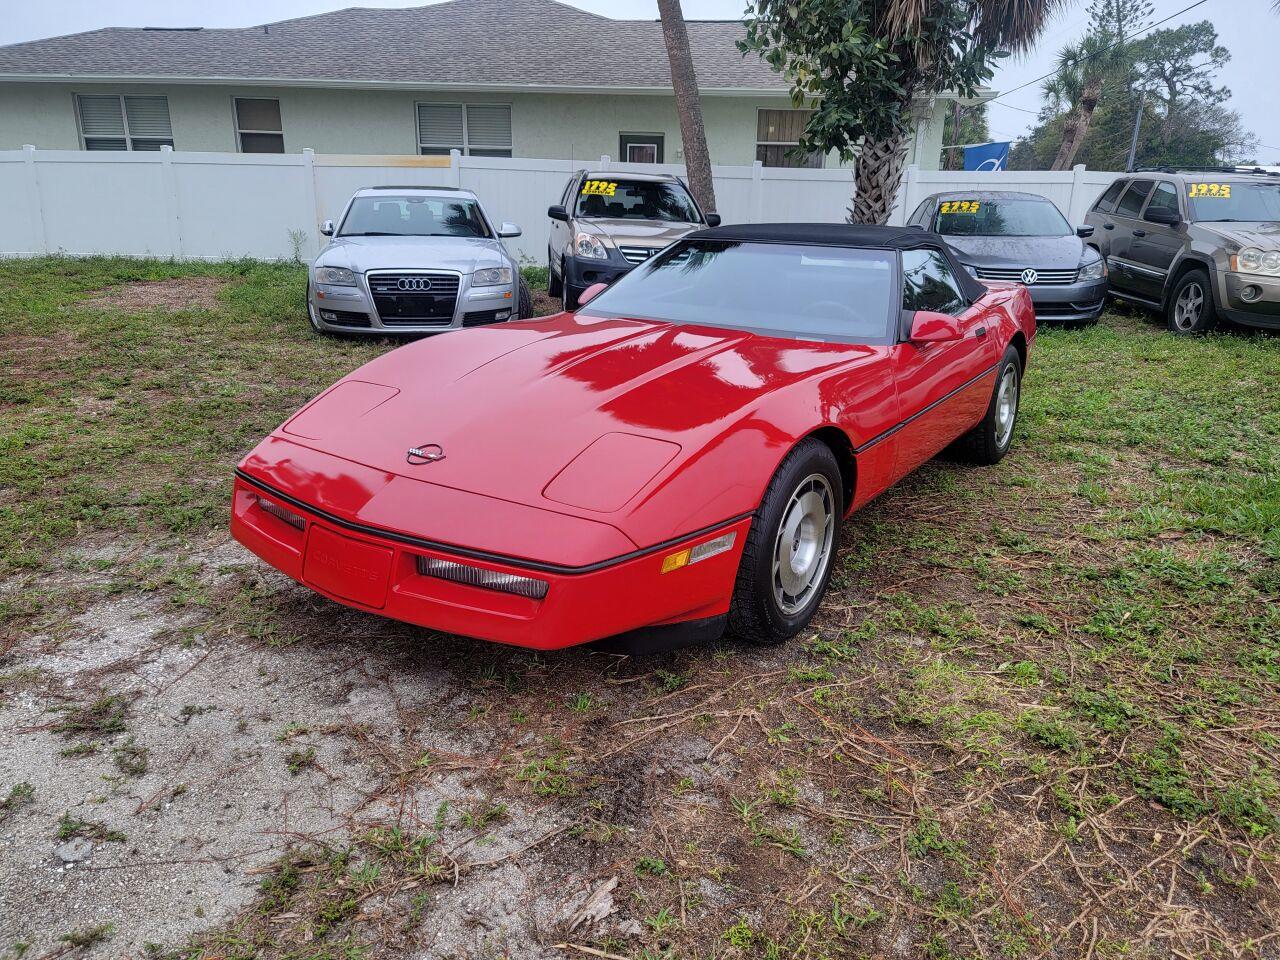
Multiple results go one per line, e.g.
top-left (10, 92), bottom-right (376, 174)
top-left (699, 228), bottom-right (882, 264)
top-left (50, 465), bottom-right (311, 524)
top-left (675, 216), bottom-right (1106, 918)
top-left (574, 178), bottom-right (701, 223)
top-left (932, 198), bottom-right (1071, 237)
top-left (1187, 181), bottom-right (1280, 222)
top-left (339, 196), bottom-right (490, 238)
top-left (578, 240), bottom-right (896, 343)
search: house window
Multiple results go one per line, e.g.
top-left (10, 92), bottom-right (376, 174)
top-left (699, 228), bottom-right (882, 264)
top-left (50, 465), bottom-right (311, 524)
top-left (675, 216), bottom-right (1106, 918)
top-left (235, 98), bottom-right (284, 153)
top-left (416, 103), bottom-right (512, 157)
top-left (620, 134), bottom-right (664, 164)
top-left (756, 109), bottom-right (822, 168)
top-left (77, 95), bottom-right (173, 151)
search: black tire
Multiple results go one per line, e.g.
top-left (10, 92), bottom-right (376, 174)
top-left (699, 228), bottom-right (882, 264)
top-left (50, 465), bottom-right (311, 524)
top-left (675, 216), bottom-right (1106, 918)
top-left (1167, 268), bottom-right (1217, 335)
top-left (516, 277), bottom-right (534, 319)
top-left (561, 263), bottom-right (578, 312)
top-left (728, 439), bottom-right (843, 646)
top-left (952, 346), bottom-right (1022, 465)
top-left (547, 251), bottom-right (563, 298)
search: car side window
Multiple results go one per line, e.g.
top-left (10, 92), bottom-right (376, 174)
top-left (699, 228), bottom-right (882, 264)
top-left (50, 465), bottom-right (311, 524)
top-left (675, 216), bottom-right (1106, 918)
top-left (1144, 182), bottom-right (1180, 220)
top-left (560, 177), bottom-right (577, 207)
top-left (908, 200), bottom-right (931, 226)
top-left (1115, 179), bottom-right (1155, 218)
top-left (901, 249), bottom-right (968, 317)
top-left (1094, 179), bottom-right (1127, 214)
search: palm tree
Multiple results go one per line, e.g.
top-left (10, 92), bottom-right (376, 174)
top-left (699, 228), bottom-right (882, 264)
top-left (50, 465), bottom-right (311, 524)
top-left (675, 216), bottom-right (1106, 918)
top-left (657, 0), bottom-right (717, 214)
top-left (1047, 33), bottom-right (1119, 170)
top-left (857, 0), bottom-right (1064, 223)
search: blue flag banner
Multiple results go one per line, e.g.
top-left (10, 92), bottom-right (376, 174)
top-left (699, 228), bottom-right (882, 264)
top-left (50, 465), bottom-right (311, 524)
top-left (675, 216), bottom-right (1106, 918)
top-left (963, 142), bottom-right (1010, 171)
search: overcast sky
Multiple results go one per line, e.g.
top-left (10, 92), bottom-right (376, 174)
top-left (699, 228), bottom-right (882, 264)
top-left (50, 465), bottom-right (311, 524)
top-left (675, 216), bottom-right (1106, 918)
top-left (6, 0), bottom-right (1277, 162)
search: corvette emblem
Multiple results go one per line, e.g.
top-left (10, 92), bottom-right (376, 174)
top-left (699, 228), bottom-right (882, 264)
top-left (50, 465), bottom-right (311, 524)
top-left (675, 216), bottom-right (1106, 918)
top-left (1020, 268), bottom-right (1039, 285)
top-left (406, 443), bottom-right (446, 464)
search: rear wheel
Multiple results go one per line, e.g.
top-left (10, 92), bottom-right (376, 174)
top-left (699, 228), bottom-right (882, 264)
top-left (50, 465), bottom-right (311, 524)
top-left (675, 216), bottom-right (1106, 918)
top-left (547, 250), bottom-right (563, 298)
top-left (728, 439), bottom-right (843, 646)
top-left (952, 346), bottom-right (1021, 465)
top-left (1167, 268), bottom-right (1216, 335)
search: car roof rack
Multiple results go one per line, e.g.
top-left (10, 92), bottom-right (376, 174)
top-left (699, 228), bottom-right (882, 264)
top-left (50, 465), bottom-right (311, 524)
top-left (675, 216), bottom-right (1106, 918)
top-left (367, 184), bottom-right (467, 191)
top-left (1131, 165), bottom-right (1279, 177)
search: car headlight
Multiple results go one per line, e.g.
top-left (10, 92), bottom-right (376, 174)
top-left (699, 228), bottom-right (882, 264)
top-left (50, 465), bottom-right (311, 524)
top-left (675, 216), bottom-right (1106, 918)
top-left (315, 266), bottom-right (358, 286)
top-left (1077, 258), bottom-right (1106, 282)
top-left (472, 266), bottom-right (513, 287)
top-left (960, 262), bottom-right (978, 277)
top-left (574, 232), bottom-right (609, 260)
top-left (1231, 246), bottom-right (1280, 276)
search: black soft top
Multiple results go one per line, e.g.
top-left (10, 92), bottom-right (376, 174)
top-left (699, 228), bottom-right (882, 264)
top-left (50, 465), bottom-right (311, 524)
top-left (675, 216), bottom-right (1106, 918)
top-left (685, 222), bottom-right (988, 303)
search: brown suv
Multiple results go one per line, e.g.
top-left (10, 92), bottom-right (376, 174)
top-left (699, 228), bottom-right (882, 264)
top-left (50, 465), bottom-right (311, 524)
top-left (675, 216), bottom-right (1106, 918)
top-left (547, 170), bottom-right (718, 310)
top-left (1083, 168), bottom-right (1280, 334)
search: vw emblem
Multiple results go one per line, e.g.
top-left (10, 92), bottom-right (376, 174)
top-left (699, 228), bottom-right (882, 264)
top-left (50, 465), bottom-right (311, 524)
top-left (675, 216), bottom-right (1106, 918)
top-left (397, 277), bottom-right (432, 291)
top-left (1020, 269), bottom-right (1039, 285)
top-left (406, 443), bottom-right (445, 465)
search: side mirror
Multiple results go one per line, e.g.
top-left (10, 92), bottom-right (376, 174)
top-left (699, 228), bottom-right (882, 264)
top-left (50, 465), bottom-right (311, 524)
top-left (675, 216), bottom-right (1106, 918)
top-left (577, 282), bottom-right (608, 307)
top-left (548, 205), bottom-right (569, 222)
top-left (704, 213), bottom-right (722, 227)
top-left (498, 222), bottom-right (522, 238)
top-left (320, 220), bottom-right (335, 237)
top-left (909, 310), bottom-right (963, 344)
top-left (1144, 207), bottom-right (1181, 226)
top-left (1076, 225), bottom-right (1095, 238)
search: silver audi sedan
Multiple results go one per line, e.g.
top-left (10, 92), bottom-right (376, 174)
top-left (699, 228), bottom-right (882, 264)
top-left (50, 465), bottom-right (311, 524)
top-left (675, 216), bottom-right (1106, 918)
top-left (307, 186), bottom-right (532, 335)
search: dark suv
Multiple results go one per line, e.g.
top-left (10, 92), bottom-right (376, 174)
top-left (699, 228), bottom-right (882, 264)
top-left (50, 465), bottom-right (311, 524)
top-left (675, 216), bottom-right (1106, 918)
top-left (1084, 168), bottom-right (1280, 334)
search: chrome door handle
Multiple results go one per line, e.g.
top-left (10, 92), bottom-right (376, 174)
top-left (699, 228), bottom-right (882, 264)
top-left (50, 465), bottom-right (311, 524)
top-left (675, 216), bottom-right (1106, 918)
top-left (1103, 223), bottom-right (1115, 230)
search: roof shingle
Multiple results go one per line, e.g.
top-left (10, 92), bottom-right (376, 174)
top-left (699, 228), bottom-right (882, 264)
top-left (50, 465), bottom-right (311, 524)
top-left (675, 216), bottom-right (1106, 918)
top-left (0, 0), bottom-right (788, 91)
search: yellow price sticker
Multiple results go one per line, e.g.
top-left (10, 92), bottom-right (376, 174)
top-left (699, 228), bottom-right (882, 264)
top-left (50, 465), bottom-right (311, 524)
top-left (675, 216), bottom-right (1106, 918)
top-left (1188, 183), bottom-right (1231, 198)
top-left (581, 179), bottom-right (618, 197)
top-left (939, 200), bottom-right (981, 214)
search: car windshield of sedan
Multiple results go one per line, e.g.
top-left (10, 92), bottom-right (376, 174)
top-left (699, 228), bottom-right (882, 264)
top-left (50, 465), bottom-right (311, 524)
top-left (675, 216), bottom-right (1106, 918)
top-left (339, 196), bottom-right (491, 238)
top-left (574, 179), bottom-right (701, 223)
top-left (577, 240), bottom-right (896, 343)
top-left (1187, 182), bottom-right (1280, 222)
top-left (932, 198), bottom-right (1071, 237)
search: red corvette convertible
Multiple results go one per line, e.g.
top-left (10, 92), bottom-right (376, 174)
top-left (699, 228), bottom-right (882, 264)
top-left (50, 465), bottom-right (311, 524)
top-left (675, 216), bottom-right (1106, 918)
top-left (232, 224), bottom-right (1035, 650)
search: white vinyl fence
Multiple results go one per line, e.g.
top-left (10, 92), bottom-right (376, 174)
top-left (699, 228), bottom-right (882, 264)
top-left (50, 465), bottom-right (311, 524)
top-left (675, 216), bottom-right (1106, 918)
top-left (0, 145), bottom-right (1125, 265)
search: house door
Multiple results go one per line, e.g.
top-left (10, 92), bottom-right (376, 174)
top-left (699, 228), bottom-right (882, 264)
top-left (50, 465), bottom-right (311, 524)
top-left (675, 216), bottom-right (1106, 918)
top-left (620, 134), bottom-right (664, 163)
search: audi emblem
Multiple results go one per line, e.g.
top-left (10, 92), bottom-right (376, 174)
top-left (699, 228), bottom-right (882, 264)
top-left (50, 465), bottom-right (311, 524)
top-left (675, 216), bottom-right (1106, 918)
top-left (397, 277), bottom-right (433, 291)
top-left (1020, 269), bottom-right (1039, 285)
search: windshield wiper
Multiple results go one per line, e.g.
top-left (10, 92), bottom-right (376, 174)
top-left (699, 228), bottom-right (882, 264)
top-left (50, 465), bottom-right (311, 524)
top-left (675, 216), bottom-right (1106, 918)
top-left (341, 231), bottom-right (403, 236)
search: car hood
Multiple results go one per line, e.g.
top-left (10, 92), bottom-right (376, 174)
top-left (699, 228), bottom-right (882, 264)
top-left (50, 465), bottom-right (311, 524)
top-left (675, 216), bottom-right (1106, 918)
top-left (1193, 221), bottom-right (1280, 249)
top-left (315, 235), bottom-right (510, 274)
top-left (576, 218), bottom-right (702, 248)
top-left (942, 235), bottom-right (1087, 269)
top-left (268, 313), bottom-right (875, 522)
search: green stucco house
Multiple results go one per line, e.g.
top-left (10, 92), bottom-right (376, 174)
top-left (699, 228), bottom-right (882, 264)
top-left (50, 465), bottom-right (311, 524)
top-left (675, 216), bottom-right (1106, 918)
top-left (0, 0), bottom-right (956, 170)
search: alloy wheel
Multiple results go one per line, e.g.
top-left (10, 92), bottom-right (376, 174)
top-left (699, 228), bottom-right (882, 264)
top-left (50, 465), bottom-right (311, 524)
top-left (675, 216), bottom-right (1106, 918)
top-left (1174, 282), bottom-right (1205, 331)
top-left (994, 362), bottom-right (1019, 450)
top-left (771, 474), bottom-right (836, 616)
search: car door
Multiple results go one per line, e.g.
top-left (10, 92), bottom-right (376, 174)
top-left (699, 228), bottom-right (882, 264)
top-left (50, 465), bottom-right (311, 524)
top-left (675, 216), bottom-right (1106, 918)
top-left (890, 248), bottom-right (998, 480)
top-left (1127, 181), bottom-right (1185, 299)
top-left (549, 175), bottom-right (578, 266)
top-left (1105, 179), bottom-right (1156, 295)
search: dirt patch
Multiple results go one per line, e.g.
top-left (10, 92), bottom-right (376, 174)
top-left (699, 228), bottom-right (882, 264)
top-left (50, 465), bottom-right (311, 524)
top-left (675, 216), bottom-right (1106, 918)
top-left (80, 277), bottom-right (230, 312)
top-left (530, 287), bottom-right (561, 317)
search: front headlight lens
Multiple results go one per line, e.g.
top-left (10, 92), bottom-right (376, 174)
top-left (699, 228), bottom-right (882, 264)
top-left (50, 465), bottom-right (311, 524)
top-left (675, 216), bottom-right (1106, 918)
top-left (1262, 251), bottom-right (1280, 274)
top-left (472, 266), bottom-right (513, 287)
top-left (315, 266), bottom-right (358, 286)
top-left (1237, 247), bottom-right (1264, 273)
top-left (574, 232), bottom-right (609, 260)
top-left (1077, 258), bottom-right (1106, 282)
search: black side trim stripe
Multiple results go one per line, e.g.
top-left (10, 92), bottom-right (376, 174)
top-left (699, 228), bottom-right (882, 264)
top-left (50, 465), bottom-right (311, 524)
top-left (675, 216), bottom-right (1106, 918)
top-left (235, 468), bottom-right (753, 577)
top-left (853, 362), bottom-right (1000, 455)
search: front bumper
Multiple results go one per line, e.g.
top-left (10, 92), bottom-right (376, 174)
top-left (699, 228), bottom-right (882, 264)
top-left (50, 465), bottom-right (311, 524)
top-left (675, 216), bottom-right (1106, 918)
top-left (561, 254), bottom-right (635, 301)
top-left (309, 271), bottom-right (518, 334)
top-left (230, 473), bottom-right (749, 650)
top-left (1220, 273), bottom-right (1280, 330)
top-left (1027, 277), bottom-right (1109, 322)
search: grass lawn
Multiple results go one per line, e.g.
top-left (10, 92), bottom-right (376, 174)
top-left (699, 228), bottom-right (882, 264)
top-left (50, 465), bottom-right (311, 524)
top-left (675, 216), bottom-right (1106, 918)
top-left (1, 257), bottom-right (1278, 959)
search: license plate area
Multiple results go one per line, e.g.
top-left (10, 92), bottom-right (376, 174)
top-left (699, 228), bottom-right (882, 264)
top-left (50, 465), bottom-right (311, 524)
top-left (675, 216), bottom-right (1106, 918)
top-left (303, 525), bottom-right (393, 609)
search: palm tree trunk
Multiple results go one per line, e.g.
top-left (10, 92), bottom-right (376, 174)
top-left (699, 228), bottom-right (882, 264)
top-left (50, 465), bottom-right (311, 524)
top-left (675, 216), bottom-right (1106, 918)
top-left (657, 0), bottom-right (717, 213)
top-left (850, 131), bottom-right (909, 225)
top-left (1051, 77), bottom-right (1101, 170)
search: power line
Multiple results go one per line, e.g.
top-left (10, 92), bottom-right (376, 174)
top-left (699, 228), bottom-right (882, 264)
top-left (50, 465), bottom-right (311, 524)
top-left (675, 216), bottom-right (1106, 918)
top-left (984, 0), bottom-right (1214, 109)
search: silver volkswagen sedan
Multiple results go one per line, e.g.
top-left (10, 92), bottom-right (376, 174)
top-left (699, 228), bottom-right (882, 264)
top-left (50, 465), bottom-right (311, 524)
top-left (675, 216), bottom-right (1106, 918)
top-left (307, 186), bottom-right (532, 335)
